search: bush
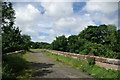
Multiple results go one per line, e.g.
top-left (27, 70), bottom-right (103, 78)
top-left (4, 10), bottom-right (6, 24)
top-left (87, 57), bottom-right (95, 65)
top-left (79, 51), bottom-right (87, 55)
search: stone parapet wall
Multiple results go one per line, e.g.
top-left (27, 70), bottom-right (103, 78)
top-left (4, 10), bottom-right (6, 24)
top-left (44, 49), bottom-right (120, 70)
top-left (6, 50), bottom-right (25, 55)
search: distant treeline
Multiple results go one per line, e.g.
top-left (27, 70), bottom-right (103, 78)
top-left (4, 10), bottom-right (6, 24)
top-left (1, 2), bottom-right (120, 59)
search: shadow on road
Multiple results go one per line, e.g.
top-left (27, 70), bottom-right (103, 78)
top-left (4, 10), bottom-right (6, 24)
top-left (29, 62), bottom-right (54, 77)
top-left (32, 69), bottom-right (53, 77)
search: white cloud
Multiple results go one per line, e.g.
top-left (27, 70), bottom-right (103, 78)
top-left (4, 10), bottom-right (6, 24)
top-left (13, 2), bottom-right (118, 43)
top-left (54, 16), bottom-right (95, 34)
top-left (41, 2), bottom-right (73, 19)
top-left (15, 4), bottom-right (41, 27)
top-left (38, 36), bottom-right (46, 40)
top-left (82, 1), bottom-right (118, 25)
top-left (83, 2), bottom-right (118, 14)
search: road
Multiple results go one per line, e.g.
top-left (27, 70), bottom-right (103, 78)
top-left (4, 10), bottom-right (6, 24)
top-left (24, 52), bottom-right (93, 79)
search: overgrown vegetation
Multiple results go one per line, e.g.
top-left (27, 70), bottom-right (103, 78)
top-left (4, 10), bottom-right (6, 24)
top-left (2, 53), bottom-right (30, 79)
top-left (39, 49), bottom-right (119, 78)
top-left (86, 57), bottom-right (95, 65)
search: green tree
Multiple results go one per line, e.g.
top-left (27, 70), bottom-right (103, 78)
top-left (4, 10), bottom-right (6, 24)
top-left (31, 42), bottom-right (40, 49)
top-left (2, 2), bottom-right (32, 53)
top-left (2, 2), bottom-right (15, 27)
top-left (67, 35), bottom-right (87, 53)
top-left (30, 42), bottom-right (51, 49)
top-left (105, 29), bottom-right (120, 52)
top-left (78, 24), bottom-right (116, 44)
top-left (21, 35), bottom-right (31, 50)
top-left (39, 42), bottom-right (51, 49)
top-left (2, 2), bottom-right (22, 53)
top-left (51, 35), bottom-right (68, 51)
top-left (67, 35), bottom-right (78, 53)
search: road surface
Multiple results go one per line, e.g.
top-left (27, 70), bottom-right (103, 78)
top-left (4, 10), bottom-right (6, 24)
top-left (24, 52), bottom-right (93, 79)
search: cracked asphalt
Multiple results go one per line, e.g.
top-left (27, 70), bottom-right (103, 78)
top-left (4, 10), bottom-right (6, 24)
top-left (24, 52), bottom-right (93, 79)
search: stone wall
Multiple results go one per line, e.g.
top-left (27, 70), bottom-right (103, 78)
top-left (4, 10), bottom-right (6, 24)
top-left (45, 49), bottom-right (120, 70)
top-left (6, 50), bottom-right (25, 55)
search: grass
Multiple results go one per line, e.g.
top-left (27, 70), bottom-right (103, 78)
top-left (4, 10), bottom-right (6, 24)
top-left (30, 49), bottom-right (43, 53)
top-left (30, 49), bottom-right (120, 79)
top-left (2, 51), bottom-right (34, 79)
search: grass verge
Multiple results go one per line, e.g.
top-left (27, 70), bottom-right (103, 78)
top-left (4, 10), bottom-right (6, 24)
top-left (2, 51), bottom-right (34, 79)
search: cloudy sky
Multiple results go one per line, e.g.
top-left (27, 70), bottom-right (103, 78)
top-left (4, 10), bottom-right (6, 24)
top-left (12, 0), bottom-right (118, 43)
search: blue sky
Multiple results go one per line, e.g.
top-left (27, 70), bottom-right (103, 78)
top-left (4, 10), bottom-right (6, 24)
top-left (13, 1), bottom-right (118, 43)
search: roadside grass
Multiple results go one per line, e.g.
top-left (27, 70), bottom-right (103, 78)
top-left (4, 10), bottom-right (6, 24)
top-left (29, 49), bottom-right (43, 53)
top-left (2, 51), bottom-right (35, 79)
top-left (30, 49), bottom-right (120, 79)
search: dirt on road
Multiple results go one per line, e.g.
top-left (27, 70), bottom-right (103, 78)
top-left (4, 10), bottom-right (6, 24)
top-left (24, 52), bottom-right (93, 79)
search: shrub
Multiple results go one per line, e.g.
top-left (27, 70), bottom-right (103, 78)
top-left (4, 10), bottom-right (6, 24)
top-left (79, 51), bottom-right (87, 55)
top-left (86, 57), bottom-right (95, 65)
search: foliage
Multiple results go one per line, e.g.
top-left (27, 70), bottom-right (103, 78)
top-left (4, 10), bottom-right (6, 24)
top-left (67, 35), bottom-right (78, 53)
top-left (20, 35), bottom-right (31, 50)
top-left (78, 24), bottom-right (116, 44)
top-left (104, 30), bottom-right (120, 52)
top-left (67, 35), bottom-right (87, 53)
top-left (2, 2), bottom-right (31, 54)
top-left (51, 35), bottom-right (68, 51)
top-left (48, 24), bottom-right (119, 59)
top-left (86, 57), bottom-right (95, 65)
top-left (31, 42), bottom-right (51, 49)
top-left (2, 64), bottom-right (16, 79)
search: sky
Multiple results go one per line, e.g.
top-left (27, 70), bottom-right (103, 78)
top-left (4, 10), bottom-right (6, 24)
top-left (12, 0), bottom-right (119, 43)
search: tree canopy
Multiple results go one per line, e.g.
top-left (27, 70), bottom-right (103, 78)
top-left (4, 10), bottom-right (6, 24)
top-left (2, 2), bottom-right (31, 54)
top-left (48, 25), bottom-right (119, 59)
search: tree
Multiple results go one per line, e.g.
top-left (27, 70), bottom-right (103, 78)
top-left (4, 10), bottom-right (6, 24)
top-left (67, 35), bottom-right (78, 52)
top-left (20, 35), bottom-right (31, 50)
top-left (30, 42), bottom-right (51, 49)
top-left (51, 35), bottom-right (68, 51)
top-left (2, 2), bottom-right (15, 27)
top-left (2, 2), bottom-right (31, 53)
top-left (2, 2), bottom-right (22, 53)
top-left (104, 29), bottom-right (120, 52)
top-left (78, 24), bottom-right (116, 44)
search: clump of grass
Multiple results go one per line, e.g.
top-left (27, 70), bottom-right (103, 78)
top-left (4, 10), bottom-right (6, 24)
top-left (2, 64), bottom-right (16, 79)
top-left (86, 57), bottom-right (95, 65)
